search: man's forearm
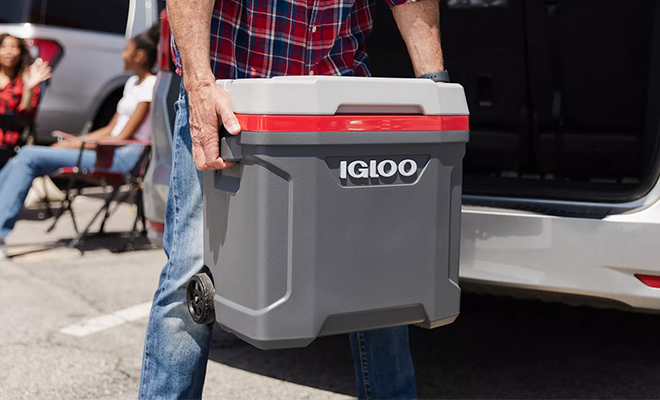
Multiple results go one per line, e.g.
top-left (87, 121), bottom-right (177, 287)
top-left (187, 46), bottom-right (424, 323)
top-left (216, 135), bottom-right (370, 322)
top-left (167, 0), bottom-right (215, 88)
top-left (392, 0), bottom-right (444, 77)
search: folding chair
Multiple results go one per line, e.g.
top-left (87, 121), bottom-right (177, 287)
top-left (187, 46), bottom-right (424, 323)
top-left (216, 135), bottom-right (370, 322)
top-left (49, 132), bottom-right (152, 252)
top-left (0, 111), bottom-right (38, 167)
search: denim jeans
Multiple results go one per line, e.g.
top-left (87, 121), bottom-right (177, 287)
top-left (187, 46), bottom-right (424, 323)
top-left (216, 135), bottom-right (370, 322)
top-left (139, 84), bottom-right (417, 400)
top-left (0, 144), bottom-right (143, 239)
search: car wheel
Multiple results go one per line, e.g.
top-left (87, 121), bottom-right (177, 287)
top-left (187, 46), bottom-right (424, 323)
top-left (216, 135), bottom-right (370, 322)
top-left (92, 89), bottom-right (123, 131)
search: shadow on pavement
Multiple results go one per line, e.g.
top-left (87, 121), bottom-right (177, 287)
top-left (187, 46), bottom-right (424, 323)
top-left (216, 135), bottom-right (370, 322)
top-left (8, 232), bottom-right (154, 259)
top-left (209, 328), bottom-right (358, 397)
top-left (18, 189), bottom-right (137, 223)
top-left (209, 293), bottom-right (660, 399)
top-left (408, 293), bottom-right (660, 399)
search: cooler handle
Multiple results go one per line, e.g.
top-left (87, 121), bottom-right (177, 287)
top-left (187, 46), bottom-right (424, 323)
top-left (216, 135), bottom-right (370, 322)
top-left (220, 133), bottom-right (243, 162)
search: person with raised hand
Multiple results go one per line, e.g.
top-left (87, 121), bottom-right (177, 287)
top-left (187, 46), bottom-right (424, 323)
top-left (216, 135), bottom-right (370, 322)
top-left (0, 34), bottom-right (51, 148)
top-left (0, 25), bottom-right (160, 261)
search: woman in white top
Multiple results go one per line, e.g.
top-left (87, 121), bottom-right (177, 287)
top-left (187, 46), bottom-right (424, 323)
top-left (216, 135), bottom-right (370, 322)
top-left (0, 25), bottom-right (159, 259)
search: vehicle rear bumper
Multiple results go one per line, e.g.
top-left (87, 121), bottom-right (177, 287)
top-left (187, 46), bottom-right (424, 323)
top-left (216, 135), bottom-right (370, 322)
top-left (460, 202), bottom-right (660, 311)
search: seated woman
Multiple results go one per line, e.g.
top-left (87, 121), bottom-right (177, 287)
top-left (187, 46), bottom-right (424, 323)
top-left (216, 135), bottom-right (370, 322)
top-left (0, 34), bottom-right (51, 152)
top-left (0, 25), bottom-right (159, 260)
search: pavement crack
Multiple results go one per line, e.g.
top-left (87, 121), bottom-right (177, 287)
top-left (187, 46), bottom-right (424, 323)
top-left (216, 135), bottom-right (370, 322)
top-left (113, 358), bottom-right (136, 380)
top-left (43, 331), bottom-right (119, 357)
top-left (20, 265), bottom-right (108, 315)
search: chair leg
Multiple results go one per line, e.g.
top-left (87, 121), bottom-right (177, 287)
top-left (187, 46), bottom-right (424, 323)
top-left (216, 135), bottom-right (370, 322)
top-left (137, 189), bottom-right (146, 234)
top-left (69, 199), bottom-right (79, 235)
top-left (103, 188), bottom-right (132, 222)
top-left (68, 186), bottom-right (120, 249)
top-left (42, 178), bottom-right (53, 218)
top-left (47, 194), bottom-right (77, 233)
top-left (44, 200), bottom-right (53, 219)
top-left (98, 185), bottom-right (137, 235)
top-left (131, 191), bottom-right (141, 233)
top-left (115, 187), bottom-right (145, 253)
top-left (96, 190), bottom-right (116, 236)
top-left (47, 178), bottom-right (78, 234)
top-left (96, 207), bottom-right (111, 236)
top-left (47, 204), bottom-right (66, 233)
top-left (126, 207), bottom-right (141, 250)
top-left (124, 187), bottom-right (142, 251)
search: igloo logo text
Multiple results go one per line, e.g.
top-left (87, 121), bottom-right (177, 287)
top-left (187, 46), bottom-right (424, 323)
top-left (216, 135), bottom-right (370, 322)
top-left (339, 159), bottom-right (418, 180)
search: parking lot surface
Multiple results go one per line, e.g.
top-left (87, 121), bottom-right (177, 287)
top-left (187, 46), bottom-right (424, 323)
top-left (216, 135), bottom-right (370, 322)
top-left (1, 195), bottom-right (660, 399)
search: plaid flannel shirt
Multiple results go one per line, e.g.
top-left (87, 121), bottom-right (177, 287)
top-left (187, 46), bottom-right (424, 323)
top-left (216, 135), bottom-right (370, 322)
top-left (0, 77), bottom-right (39, 146)
top-left (173, 0), bottom-right (414, 79)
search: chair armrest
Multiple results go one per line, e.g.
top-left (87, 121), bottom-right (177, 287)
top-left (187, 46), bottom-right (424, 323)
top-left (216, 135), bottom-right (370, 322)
top-left (95, 139), bottom-right (151, 147)
top-left (52, 130), bottom-right (76, 140)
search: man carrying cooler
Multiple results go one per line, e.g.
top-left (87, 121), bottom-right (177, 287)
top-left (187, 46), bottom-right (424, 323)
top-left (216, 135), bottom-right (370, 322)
top-left (139, 0), bottom-right (448, 397)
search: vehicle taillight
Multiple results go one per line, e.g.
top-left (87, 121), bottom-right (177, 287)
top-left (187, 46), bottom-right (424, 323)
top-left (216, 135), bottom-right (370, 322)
top-left (26, 39), bottom-right (64, 68)
top-left (635, 274), bottom-right (660, 289)
top-left (157, 9), bottom-right (172, 72)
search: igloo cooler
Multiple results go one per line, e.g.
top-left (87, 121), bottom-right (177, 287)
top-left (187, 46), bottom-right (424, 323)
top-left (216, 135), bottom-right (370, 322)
top-left (195, 76), bottom-right (469, 349)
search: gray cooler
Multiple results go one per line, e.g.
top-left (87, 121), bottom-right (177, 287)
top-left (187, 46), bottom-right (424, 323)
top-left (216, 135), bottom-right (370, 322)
top-left (201, 76), bottom-right (469, 349)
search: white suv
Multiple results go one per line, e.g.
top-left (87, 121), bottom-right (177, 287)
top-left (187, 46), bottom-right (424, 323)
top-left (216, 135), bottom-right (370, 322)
top-left (0, 0), bottom-right (157, 143)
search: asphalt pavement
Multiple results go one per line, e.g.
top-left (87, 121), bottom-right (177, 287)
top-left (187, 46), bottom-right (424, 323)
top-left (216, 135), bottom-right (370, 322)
top-left (1, 193), bottom-right (659, 399)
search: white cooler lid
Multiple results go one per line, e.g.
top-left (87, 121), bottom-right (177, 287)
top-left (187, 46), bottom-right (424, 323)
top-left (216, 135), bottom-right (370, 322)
top-left (216, 76), bottom-right (469, 116)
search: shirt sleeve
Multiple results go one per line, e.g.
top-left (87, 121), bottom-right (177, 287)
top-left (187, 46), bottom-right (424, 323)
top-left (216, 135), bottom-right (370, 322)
top-left (136, 76), bottom-right (157, 103)
top-left (29, 84), bottom-right (40, 111)
top-left (16, 82), bottom-right (40, 117)
top-left (124, 75), bottom-right (137, 97)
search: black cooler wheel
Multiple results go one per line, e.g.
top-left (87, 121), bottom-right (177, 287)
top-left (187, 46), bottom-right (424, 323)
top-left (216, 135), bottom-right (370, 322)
top-left (186, 272), bottom-right (216, 324)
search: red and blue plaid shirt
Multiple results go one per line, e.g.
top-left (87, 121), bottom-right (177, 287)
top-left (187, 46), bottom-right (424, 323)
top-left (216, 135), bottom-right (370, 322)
top-left (173, 0), bottom-right (413, 79)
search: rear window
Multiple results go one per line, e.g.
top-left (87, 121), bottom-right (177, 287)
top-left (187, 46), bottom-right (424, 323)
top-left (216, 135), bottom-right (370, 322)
top-left (0, 0), bottom-right (130, 35)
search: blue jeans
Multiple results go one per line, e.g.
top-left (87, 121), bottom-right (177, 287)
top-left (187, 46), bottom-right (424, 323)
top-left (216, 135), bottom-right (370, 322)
top-left (139, 84), bottom-right (417, 400)
top-left (0, 144), bottom-right (143, 239)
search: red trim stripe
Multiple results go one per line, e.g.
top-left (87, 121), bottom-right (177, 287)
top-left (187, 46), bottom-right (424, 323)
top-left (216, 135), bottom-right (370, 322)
top-left (148, 221), bottom-right (165, 233)
top-left (235, 114), bottom-right (469, 132)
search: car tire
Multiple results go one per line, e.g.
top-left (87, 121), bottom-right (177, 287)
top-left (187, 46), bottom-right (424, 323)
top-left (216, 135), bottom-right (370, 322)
top-left (92, 89), bottom-right (123, 131)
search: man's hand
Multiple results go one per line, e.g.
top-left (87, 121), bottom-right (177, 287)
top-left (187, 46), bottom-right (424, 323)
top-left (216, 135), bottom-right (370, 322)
top-left (168, 0), bottom-right (240, 171)
top-left (186, 80), bottom-right (241, 170)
